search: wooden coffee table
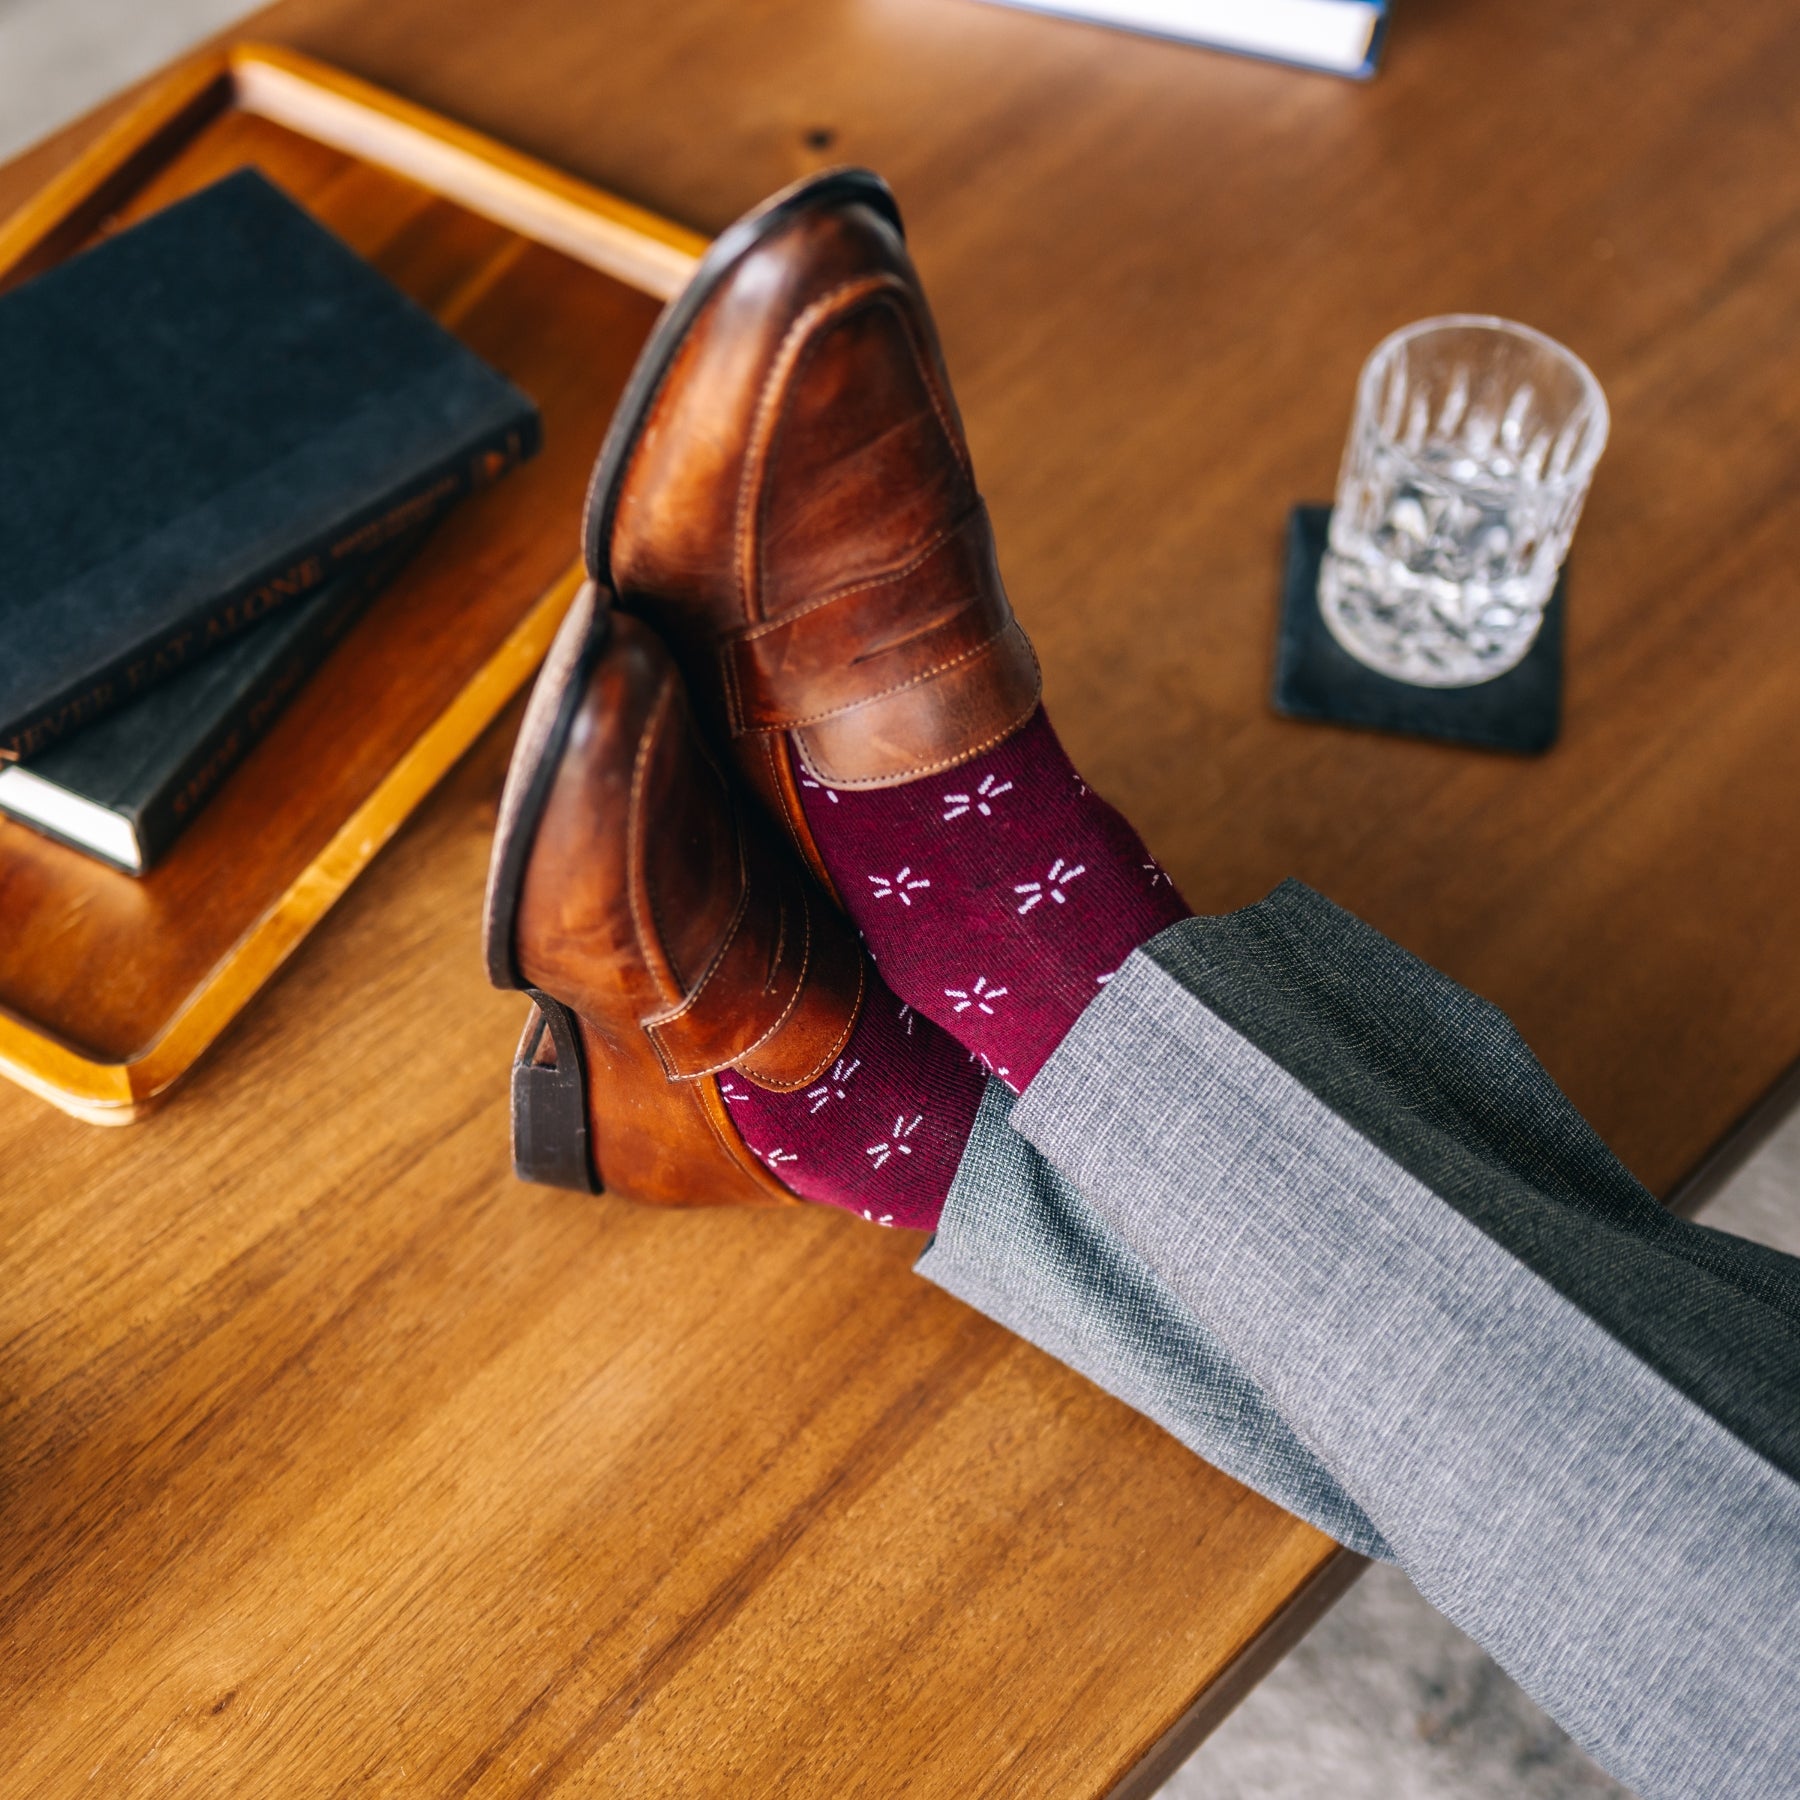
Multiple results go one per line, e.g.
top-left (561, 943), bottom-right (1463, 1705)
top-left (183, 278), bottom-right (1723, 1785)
top-left (4, 1), bottom-right (1798, 1792)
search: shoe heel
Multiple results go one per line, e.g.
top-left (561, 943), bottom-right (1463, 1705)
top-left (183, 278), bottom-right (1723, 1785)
top-left (511, 995), bottom-right (602, 1193)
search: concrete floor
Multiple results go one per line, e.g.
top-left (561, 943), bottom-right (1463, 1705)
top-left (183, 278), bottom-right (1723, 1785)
top-left (0, 0), bottom-right (249, 161)
top-left (4, 10), bottom-right (1796, 1798)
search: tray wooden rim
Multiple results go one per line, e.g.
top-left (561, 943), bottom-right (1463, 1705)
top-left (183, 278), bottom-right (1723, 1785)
top-left (0, 42), bottom-right (703, 1124)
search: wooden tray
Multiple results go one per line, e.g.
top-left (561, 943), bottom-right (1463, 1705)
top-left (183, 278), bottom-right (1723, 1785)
top-left (0, 44), bottom-right (704, 1124)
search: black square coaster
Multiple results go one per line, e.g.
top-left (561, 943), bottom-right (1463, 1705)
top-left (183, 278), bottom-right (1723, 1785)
top-left (1272, 505), bottom-right (1564, 754)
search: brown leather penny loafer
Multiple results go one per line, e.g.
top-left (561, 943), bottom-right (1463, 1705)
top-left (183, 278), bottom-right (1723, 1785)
top-left (483, 584), bottom-right (863, 1203)
top-left (580, 168), bottom-right (1041, 897)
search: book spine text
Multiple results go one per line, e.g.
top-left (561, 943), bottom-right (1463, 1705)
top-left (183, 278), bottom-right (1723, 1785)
top-left (1, 418), bottom-right (539, 762)
top-left (130, 534), bottom-right (427, 870)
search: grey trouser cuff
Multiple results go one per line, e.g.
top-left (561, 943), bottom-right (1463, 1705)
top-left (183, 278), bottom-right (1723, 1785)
top-left (917, 1077), bottom-right (1389, 1559)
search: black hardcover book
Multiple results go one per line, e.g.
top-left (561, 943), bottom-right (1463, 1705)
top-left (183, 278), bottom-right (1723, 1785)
top-left (0, 535), bottom-right (423, 874)
top-left (0, 168), bottom-right (540, 762)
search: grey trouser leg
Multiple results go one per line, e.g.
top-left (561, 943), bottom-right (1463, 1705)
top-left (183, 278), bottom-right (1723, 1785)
top-left (916, 1079), bottom-right (1391, 1560)
top-left (922, 881), bottom-right (1800, 1800)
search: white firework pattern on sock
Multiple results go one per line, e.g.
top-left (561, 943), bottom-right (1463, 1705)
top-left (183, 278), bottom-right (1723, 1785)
top-left (941, 773), bottom-right (1014, 821)
top-left (944, 975), bottom-right (1007, 1015)
top-left (865, 1114), bottom-right (922, 1169)
top-left (805, 1057), bottom-right (862, 1114)
top-left (1014, 857), bottom-right (1086, 914)
top-left (869, 866), bottom-right (931, 906)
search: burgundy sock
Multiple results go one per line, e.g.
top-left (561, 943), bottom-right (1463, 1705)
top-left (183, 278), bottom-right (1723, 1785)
top-left (796, 708), bottom-right (1191, 1091)
top-left (723, 969), bottom-right (984, 1232)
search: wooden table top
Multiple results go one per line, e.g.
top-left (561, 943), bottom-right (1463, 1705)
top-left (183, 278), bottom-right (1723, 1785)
top-left (5, 1), bottom-right (1799, 1793)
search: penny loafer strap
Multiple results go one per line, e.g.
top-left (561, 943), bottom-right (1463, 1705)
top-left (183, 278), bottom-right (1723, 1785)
top-left (641, 834), bottom-right (862, 1090)
top-left (720, 504), bottom-right (1037, 743)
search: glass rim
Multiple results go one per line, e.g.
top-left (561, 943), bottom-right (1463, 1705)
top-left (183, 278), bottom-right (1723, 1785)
top-left (1357, 313), bottom-right (1610, 487)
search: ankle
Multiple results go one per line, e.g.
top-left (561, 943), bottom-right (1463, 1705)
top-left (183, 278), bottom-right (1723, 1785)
top-left (722, 974), bottom-right (986, 1232)
top-left (794, 707), bottom-right (1190, 1087)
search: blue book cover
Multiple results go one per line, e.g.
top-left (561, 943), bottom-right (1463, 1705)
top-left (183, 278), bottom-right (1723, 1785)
top-left (0, 169), bottom-right (540, 761)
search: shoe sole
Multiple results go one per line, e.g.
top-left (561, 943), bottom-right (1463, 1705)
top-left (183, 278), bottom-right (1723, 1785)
top-left (482, 580), bottom-right (611, 1189)
top-left (509, 998), bottom-right (601, 1192)
top-left (482, 167), bottom-right (901, 1191)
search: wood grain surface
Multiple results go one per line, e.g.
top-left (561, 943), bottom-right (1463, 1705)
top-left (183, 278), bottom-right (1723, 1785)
top-left (4, 0), bottom-right (1799, 1793)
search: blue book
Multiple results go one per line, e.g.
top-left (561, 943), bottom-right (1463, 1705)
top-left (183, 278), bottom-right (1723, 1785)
top-left (0, 534), bottom-right (426, 874)
top-left (0, 168), bottom-right (539, 762)
top-left (969, 0), bottom-right (1387, 77)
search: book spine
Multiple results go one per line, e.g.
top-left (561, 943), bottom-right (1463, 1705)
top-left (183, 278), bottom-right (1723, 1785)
top-left (0, 414), bottom-right (540, 763)
top-left (128, 533), bottom-right (430, 871)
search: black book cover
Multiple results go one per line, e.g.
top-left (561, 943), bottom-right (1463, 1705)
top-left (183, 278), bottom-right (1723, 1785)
top-left (0, 167), bottom-right (541, 761)
top-left (0, 534), bottom-right (425, 874)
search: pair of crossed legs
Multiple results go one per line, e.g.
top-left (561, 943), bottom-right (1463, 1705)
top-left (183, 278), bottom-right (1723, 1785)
top-left (700, 668), bottom-right (1800, 1800)
top-left (721, 706), bottom-right (1187, 1229)
top-left (496, 170), bottom-right (1799, 1799)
